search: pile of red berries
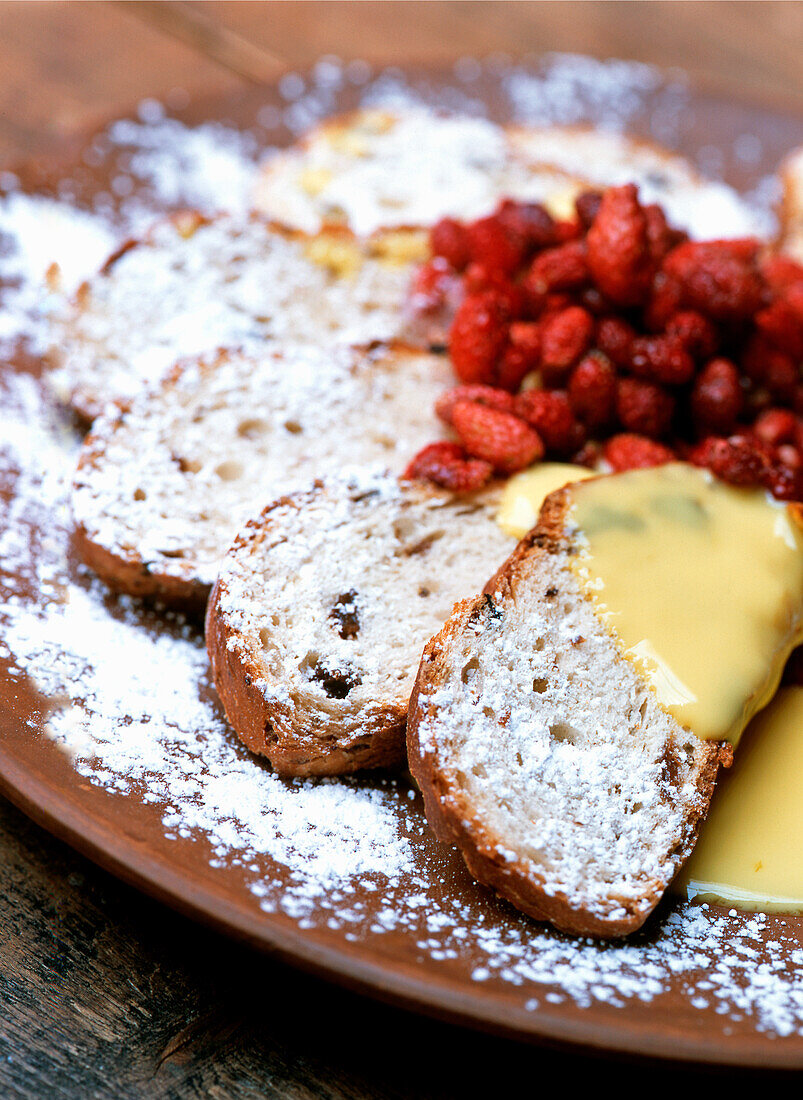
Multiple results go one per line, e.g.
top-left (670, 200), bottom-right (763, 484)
top-left (404, 184), bottom-right (803, 500)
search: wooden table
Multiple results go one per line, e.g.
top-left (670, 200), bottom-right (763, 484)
top-left (1, 4), bottom-right (801, 1093)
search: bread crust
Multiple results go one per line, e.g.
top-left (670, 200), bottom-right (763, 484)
top-left (778, 148), bottom-right (803, 262)
top-left (407, 487), bottom-right (730, 938)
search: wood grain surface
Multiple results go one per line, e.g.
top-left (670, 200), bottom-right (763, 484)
top-left (1, 3), bottom-right (802, 1095)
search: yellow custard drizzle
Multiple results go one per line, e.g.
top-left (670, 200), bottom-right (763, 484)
top-left (567, 463), bottom-right (803, 746)
top-left (675, 687), bottom-right (803, 912)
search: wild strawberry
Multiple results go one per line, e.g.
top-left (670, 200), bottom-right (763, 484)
top-left (663, 239), bottom-right (763, 321)
top-left (466, 213), bottom-right (527, 275)
top-left (689, 434), bottom-right (770, 487)
top-left (574, 190), bottom-right (603, 228)
top-left (462, 262), bottom-right (525, 317)
top-left (755, 298), bottom-right (803, 359)
top-left (402, 441), bottom-right (492, 492)
top-left (629, 334), bottom-right (695, 385)
top-left (761, 254), bottom-right (803, 293)
top-left (451, 401), bottom-right (544, 473)
top-left (665, 310), bottom-right (718, 359)
top-left (435, 385), bottom-right (515, 425)
top-left (596, 316), bottom-right (635, 367)
top-left (586, 183), bottom-right (655, 306)
top-left (616, 377), bottom-right (675, 438)
top-left (449, 291), bottom-right (510, 384)
top-left (690, 358), bottom-right (743, 435)
top-left (496, 322), bottom-right (542, 391)
top-left (429, 217), bottom-right (470, 270)
top-left (604, 433), bottom-right (675, 471)
top-left (763, 461), bottom-right (803, 501)
top-left (524, 240), bottom-right (588, 294)
top-left (643, 272), bottom-right (683, 331)
top-left (753, 407), bottom-right (799, 447)
top-left (540, 306), bottom-right (594, 379)
top-left (496, 199), bottom-right (558, 251)
top-left (513, 390), bottom-right (579, 454)
top-left (568, 353), bottom-right (617, 428)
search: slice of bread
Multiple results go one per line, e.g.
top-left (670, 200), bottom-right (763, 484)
top-left (252, 107), bottom-right (544, 235)
top-left (253, 108), bottom-right (765, 241)
top-left (49, 212), bottom-right (427, 421)
top-left (206, 470), bottom-right (514, 777)
top-left (407, 486), bottom-right (731, 938)
top-left (72, 342), bottom-right (453, 609)
top-left (779, 147), bottom-right (803, 262)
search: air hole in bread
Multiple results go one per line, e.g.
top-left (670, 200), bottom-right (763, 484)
top-left (159, 548), bottom-right (186, 559)
top-left (418, 585), bottom-right (431, 598)
top-left (237, 418), bottom-right (269, 439)
top-left (283, 420), bottom-right (303, 434)
top-left (471, 763), bottom-right (487, 779)
top-left (215, 460), bottom-right (244, 481)
top-left (461, 656), bottom-right (479, 684)
top-left (532, 677), bottom-right (549, 693)
top-left (549, 720), bottom-right (580, 745)
top-left (133, 488), bottom-right (146, 501)
top-left (258, 627), bottom-right (272, 649)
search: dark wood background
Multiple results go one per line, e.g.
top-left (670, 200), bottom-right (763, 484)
top-left (2, 3), bottom-right (802, 1094)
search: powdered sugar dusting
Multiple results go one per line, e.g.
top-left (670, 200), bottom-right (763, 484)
top-left (0, 57), bottom-right (801, 1052)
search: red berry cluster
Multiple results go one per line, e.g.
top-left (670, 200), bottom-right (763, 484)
top-left (403, 186), bottom-right (803, 500)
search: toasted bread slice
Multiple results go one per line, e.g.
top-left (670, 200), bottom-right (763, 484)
top-left (252, 107), bottom-right (547, 235)
top-left (254, 108), bottom-right (765, 240)
top-left (49, 212), bottom-right (427, 421)
top-left (407, 486), bottom-right (731, 938)
top-left (206, 470), bottom-right (514, 777)
top-left (779, 147), bottom-right (803, 262)
top-left (72, 342), bottom-right (453, 609)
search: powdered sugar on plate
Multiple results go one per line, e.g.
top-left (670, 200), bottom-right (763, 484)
top-left (0, 57), bottom-right (801, 1052)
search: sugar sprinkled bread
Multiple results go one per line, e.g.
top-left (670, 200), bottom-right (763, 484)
top-left (72, 342), bottom-right (453, 609)
top-left (407, 486), bottom-right (731, 938)
top-left (206, 470), bottom-right (514, 777)
top-left (252, 108), bottom-right (547, 235)
top-left (49, 212), bottom-right (427, 420)
top-left (254, 107), bottom-right (767, 240)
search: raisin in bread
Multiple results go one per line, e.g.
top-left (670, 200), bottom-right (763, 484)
top-left (49, 212), bottom-right (428, 420)
top-left (72, 342), bottom-right (453, 609)
top-left (253, 108), bottom-right (765, 240)
top-left (206, 470), bottom-right (514, 777)
top-left (407, 486), bottom-right (731, 938)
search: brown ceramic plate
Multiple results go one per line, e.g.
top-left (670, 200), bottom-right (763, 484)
top-left (1, 58), bottom-right (802, 1068)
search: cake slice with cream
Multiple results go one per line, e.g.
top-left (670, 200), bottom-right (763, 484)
top-left (408, 463), bottom-right (803, 937)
